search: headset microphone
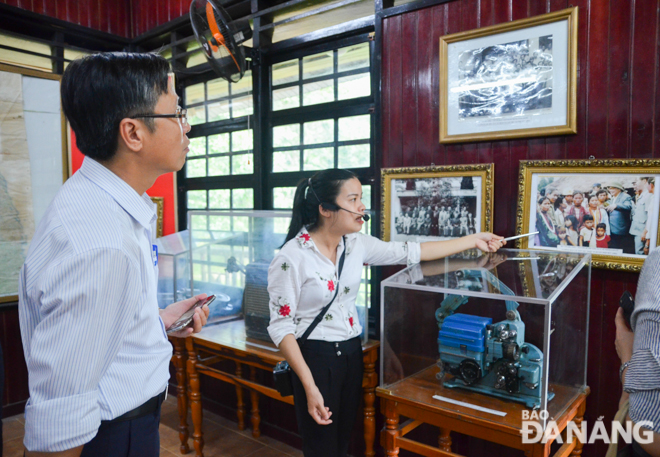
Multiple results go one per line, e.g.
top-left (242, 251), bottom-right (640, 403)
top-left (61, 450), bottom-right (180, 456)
top-left (339, 207), bottom-right (370, 222)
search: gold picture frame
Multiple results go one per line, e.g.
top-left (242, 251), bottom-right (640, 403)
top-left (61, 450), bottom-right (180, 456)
top-left (516, 159), bottom-right (660, 272)
top-left (150, 196), bottom-right (164, 238)
top-left (381, 164), bottom-right (494, 242)
top-left (439, 7), bottom-right (578, 143)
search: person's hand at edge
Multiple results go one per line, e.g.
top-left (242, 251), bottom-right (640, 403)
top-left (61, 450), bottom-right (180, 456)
top-left (305, 384), bottom-right (332, 425)
top-left (615, 307), bottom-right (634, 365)
top-left (160, 294), bottom-right (210, 338)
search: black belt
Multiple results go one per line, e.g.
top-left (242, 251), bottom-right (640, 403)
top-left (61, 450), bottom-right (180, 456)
top-left (105, 390), bottom-right (166, 424)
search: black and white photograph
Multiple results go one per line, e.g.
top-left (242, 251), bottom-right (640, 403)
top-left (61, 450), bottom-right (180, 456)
top-left (381, 165), bottom-right (494, 242)
top-left (440, 7), bottom-right (577, 143)
top-left (518, 160), bottom-right (660, 271)
top-left (457, 35), bottom-right (553, 119)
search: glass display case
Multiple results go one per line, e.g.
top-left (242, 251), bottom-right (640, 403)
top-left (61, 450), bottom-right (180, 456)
top-left (380, 248), bottom-right (591, 428)
top-left (188, 210), bottom-right (372, 343)
top-left (155, 230), bottom-right (193, 309)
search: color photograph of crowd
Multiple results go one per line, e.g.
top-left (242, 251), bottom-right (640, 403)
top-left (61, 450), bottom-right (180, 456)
top-left (531, 176), bottom-right (658, 255)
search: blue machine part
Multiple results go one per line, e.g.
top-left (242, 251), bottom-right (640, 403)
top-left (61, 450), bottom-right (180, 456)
top-left (435, 290), bottom-right (552, 409)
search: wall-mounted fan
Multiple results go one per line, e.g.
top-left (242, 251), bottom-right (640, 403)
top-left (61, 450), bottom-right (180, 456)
top-left (190, 0), bottom-right (252, 82)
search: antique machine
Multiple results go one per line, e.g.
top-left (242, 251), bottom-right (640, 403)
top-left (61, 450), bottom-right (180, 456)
top-left (435, 294), bottom-right (551, 409)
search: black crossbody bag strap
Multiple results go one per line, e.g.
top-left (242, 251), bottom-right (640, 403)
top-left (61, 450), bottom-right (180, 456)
top-left (298, 236), bottom-right (346, 345)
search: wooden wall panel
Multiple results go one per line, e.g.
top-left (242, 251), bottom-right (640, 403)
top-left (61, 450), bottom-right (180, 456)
top-left (381, 1), bottom-right (657, 455)
top-left (0, 0), bottom-right (185, 38)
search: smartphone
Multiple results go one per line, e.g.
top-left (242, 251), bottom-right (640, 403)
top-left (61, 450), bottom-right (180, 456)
top-left (166, 295), bottom-right (215, 334)
top-left (619, 291), bottom-right (635, 327)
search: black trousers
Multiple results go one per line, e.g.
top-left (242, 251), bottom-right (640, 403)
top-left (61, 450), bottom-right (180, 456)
top-left (292, 337), bottom-right (363, 457)
top-left (79, 401), bottom-right (162, 457)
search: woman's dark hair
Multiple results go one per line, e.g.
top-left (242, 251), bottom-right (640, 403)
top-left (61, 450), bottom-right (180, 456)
top-left (596, 189), bottom-right (609, 198)
top-left (61, 52), bottom-right (170, 162)
top-left (284, 169), bottom-right (358, 244)
top-left (538, 196), bottom-right (551, 206)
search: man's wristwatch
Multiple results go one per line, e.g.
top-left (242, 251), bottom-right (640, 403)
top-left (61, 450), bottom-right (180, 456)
top-left (620, 361), bottom-right (632, 383)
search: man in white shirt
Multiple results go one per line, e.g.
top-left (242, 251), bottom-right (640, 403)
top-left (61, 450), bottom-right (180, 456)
top-left (19, 53), bottom-right (209, 457)
top-left (630, 177), bottom-right (652, 255)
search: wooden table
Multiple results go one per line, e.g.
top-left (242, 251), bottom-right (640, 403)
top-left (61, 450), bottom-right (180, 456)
top-left (172, 320), bottom-right (380, 457)
top-left (377, 365), bottom-right (589, 457)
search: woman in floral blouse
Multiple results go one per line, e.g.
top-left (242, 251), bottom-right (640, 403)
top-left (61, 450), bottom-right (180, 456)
top-left (267, 169), bottom-right (504, 457)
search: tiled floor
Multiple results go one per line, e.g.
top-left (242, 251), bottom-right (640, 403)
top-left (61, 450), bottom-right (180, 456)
top-left (2, 396), bottom-right (303, 457)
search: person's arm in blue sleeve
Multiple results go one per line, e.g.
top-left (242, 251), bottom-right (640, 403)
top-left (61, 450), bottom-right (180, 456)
top-left (22, 249), bottom-right (140, 455)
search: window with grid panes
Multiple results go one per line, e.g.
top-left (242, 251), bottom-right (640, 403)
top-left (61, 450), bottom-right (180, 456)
top-left (269, 38), bottom-right (375, 321)
top-left (183, 70), bottom-right (255, 212)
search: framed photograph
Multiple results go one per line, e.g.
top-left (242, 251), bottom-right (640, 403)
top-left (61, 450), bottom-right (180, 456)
top-left (0, 63), bottom-right (67, 304)
top-left (381, 164), bottom-right (494, 242)
top-left (439, 7), bottom-right (578, 143)
top-left (516, 160), bottom-right (660, 272)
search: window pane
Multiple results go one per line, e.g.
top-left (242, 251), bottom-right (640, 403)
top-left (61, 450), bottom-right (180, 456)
top-left (209, 215), bottom-right (230, 231)
top-left (232, 189), bottom-right (254, 209)
top-left (188, 190), bottom-right (207, 209)
top-left (303, 147), bottom-right (333, 171)
top-left (208, 100), bottom-right (230, 122)
top-left (362, 184), bottom-right (371, 210)
top-left (273, 150), bottom-right (300, 172)
top-left (188, 137), bottom-right (206, 157)
top-left (208, 156), bottom-right (230, 176)
top-left (185, 83), bottom-right (205, 105)
top-left (272, 59), bottom-right (299, 86)
top-left (273, 187), bottom-right (296, 209)
top-left (338, 144), bottom-right (370, 168)
top-left (303, 51), bottom-right (333, 79)
top-left (186, 158), bottom-right (206, 177)
top-left (273, 124), bottom-right (300, 147)
top-left (232, 130), bottom-right (253, 151)
top-left (339, 115), bottom-right (370, 141)
top-left (188, 105), bottom-right (205, 125)
top-left (232, 70), bottom-right (252, 95)
top-left (232, 154), bottom-right (253, 175)
top-left (207, 78), bottom-right (229, 100)
top-left (304, 119), bottom-right (334, 145)
top-left (191, 215), bottom-right (208, 230)
top-left (209, 189), bottom-right (230, 209)
top-left (273, 86), bottom-right (300, 111)
top-left (303, 80), bottom-right (334, 106)
top-left (208, 133), bottom-right (229, 154)
top-left (338, 73), bottom-right (371, 100)
top-left (338, 42), bottom-right (370, 72)
top-left (232, 94), bottom-right (253, 118)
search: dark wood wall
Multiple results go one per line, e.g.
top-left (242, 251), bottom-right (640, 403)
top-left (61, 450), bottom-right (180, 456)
top-left (0, 305), bottom-right (28, 418)
top-left (382, 0), bottom-right (653, 455)
top-left (0, 0), bottom-right (189, 37)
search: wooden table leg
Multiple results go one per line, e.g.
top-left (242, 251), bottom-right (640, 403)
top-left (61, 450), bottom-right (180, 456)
top-left (235, 362), bottom-right (246, 430)
top-left (569, 396), bottom-right (587, 456)
top-left (381, 399), bottom-right (400, 457)
top-left (172, 337), bottom-right (190, 455)
top-left (186, 337), bottom-right (204, 457)
top-left (439, 428), bottom-right (452, 452)
top-left (250, 366), bottom-right (261, 438)
top-left (362, 348), bottom-right (378, 457)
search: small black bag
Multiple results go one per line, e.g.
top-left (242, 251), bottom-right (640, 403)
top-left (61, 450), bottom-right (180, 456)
top-left (273, 360), bottom-right (294, 397)
top-left (272, 237), bottom-right (346, 397)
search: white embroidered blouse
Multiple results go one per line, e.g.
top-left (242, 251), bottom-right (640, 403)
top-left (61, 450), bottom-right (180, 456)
top-left (266, 227), bottom-right (421, 346)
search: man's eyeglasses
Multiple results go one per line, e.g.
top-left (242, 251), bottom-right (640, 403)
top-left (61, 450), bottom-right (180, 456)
top-left (130, 107), bottom-right (188, 126)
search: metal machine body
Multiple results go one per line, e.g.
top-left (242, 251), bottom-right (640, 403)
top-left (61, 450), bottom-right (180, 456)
top-left (435, 294), bottom-right (552, 409)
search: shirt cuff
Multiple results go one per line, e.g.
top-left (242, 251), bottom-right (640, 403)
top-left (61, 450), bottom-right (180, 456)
top-left (624, 349), bottom-right (660, 393)
top-left (24, 390), bottom-right (100, 452)
top-left (406, 242), bottom-right (421, 266)
top-left (267, 322), bottom-right (295, 347)
top-left (629, 390), bottom-right (660, 434)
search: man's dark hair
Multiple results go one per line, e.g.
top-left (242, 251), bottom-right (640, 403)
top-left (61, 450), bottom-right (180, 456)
top-left (61, 52), bottom-right (170, 162)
